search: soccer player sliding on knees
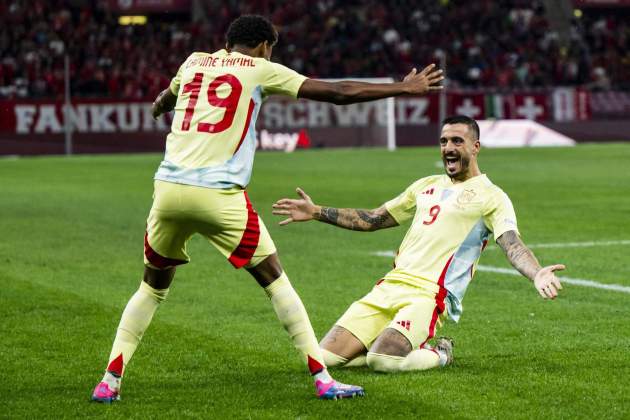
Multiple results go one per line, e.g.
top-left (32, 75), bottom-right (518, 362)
top-left (91, 15), bottom-right (443, 402)
top-left (273, 116), bottom-right (565, 372)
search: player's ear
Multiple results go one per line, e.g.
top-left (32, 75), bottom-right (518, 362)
top-left (262, 40), bottom-right (273, 60)
top-left (472, 139), bottom-right (481, 155)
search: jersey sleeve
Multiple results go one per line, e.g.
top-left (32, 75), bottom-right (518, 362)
top-left (169, 62), bottom-right (185, 95)
top-left (260, 62), bottom-right (307, 98)
top-left (483, 189), bottom-right (519, 241)
top-left (384, 181), bottom-right (421, 224)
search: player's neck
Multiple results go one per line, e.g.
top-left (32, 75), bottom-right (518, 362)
top-left (451, 164), bottom-right (482, 184)
top-left (229, 46), bottom-right (262, 58)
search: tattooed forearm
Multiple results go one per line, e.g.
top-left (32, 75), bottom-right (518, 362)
top-left (357, 210), bottom-right (391, 229)
top-left (319, 207), bottom-right (339, 225)
top-left (496, 230), bottom-right (542, 281)
top-left (315, 206), bottom-right (397, 231)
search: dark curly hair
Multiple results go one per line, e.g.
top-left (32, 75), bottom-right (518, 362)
top-left (226, 15), bottom-right (278, 49)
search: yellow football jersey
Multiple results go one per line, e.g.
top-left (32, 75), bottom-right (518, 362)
top-left (383, 174), bottom-right (519, 321)
top-left (155, 50), bottom-right (307, 188)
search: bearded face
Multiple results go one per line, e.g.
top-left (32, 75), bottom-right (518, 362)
top-left (439, 123), bottom-right (480, 182)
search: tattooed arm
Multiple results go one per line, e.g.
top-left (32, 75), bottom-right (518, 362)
top-left (272, 187), bottom-right (398, 232)
top-left (314, 205), bottom-right (397, 231)
top-left (496, 230), bottom-right (541, 280)
top-left (496, 230), bottom-right (565, 299)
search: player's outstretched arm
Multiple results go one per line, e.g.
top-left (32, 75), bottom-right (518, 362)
top-left (151, 88), bottom-right (177, 119)
top-left (272, 188), bottom-right (398, 232)
top-left (496, 230), bottom-right (566, 299)
top-left (297, 64), bottom-right (444, 105)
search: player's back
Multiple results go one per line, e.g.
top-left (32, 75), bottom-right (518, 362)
top-left (155, 49), bottom-right (306, 189)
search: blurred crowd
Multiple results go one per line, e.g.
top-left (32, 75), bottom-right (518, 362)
top-left (573, 9), bottom-right (630, 91)
top-left (1, 0), bottom-right (628, 99)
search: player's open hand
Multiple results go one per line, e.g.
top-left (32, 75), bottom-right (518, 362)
top-left (533, 264), bottom-right (565, 299)
top-left (272, 188), bottom-right (317, 226)
top-left (402, 64), bottom-right (444, 95)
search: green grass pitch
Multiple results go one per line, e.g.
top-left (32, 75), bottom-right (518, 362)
top-left (1, 144), bottom-right (629, 419)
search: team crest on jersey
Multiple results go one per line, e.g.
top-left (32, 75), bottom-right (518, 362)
top-left (457, 189), bottom-right (476, 205)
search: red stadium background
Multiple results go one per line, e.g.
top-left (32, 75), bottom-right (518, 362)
top-left (1, 0), bottom-right (629, 154)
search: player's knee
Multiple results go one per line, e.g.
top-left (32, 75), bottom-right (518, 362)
top-left (366, 352), bottom-right (403, 373)
top-left (143, 265), bottom-right (176, 289)
top-left (321, 348), bottom-right (348, 368)
top-left (247, 254), bottom-right (283, 287)
top-left (370, 328), bottom-right (412, 357)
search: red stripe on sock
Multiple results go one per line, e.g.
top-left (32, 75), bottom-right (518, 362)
top-left (228, 191), bottom-right (260, 268)
top-left (308, 355), bottom-right (325, 375)
top-left (144, 232), bottom-right (187, 269)
top-left (107, 353), bottom-right (124, 377)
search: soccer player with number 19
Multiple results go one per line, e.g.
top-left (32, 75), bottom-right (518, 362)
top-left (91, 14), bottom-right (443, 402)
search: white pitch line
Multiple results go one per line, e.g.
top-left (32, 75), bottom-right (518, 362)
top-left (476, 265), bottom-right (630, 294)
top-left (485, 239), bottom-right (630, 251)
top-left (374, 251), bottom-right (396, 258)
top-left (487, 239), bottom-right (630, 250)
top-left (371, 251), bottom-right (630, 294)
top-left (528, 240), bottom-right (630, 249)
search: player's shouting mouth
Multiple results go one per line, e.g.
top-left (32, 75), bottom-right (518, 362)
top-left (440, 128), bottom-right (473, 182)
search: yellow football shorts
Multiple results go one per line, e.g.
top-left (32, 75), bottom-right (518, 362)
top-left (143, 180), bottom-right (276, 270)
top-left (336, 279), bottom-right (446, 349)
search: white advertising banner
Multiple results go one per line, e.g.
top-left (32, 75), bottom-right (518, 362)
top-left (477, 120), bottom-right (576, 148)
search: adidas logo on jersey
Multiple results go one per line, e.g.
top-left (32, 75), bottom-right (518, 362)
top-left (422, 188), bottom-right (435, 195)
top-left (396, 320), bottom-right (411, 331)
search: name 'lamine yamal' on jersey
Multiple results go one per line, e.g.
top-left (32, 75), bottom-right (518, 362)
top-left (155, 49), bottom-right (307, 189)
top-left (384, 174), bottom-right (519, 322)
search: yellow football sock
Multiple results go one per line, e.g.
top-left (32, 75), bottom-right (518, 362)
top-left (366, 349), bottom-right (440, 373)
top-left (321, 348), bottom-right (348, 367)
top-left (105, 281), bottom-right (169, 378)
top-left (321, 349), bottom-right (368, 368)
top-left (265, 273), bottom-right (329, 379)
top-left (344, 354), bottom-right (368, 368)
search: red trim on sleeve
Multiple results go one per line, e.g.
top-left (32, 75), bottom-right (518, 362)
top-left (233, 99), bottom-right (256, 156)
top-left (228, 191), bottom-right (261, 268)
top-left (144, 232), bottom-right (188, 269)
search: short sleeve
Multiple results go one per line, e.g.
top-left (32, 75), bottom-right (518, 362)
top-left (483, 189), bottom-right (519, 241)
top-left (261, 62), bottom-right (307, 98)
top-left (169, 63), bottom-right (185, 95)
top-left (384, 182), bottom-right (420, 224)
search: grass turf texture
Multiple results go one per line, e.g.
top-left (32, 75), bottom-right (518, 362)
top-left (1, 144), bottom-right (629, 419)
